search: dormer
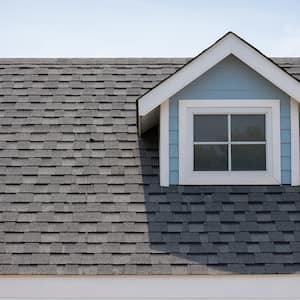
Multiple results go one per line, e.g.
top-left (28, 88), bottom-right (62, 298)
top-left (137, 32), bottom-right (300, 187)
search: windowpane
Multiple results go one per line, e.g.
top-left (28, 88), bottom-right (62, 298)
top-left (231, 144), bottom-right (266, 171)
top-left (194, 144), bottom-right (228, 171)
top-left (194, 115), bottom-right (227, 142)
top-left (231, 115), bottom-right (265, 141)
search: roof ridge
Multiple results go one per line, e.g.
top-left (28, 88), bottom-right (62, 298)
top-left (0, 57), bottom-right (298, 65)
top-left (0, 57), bottom-right (191, 65)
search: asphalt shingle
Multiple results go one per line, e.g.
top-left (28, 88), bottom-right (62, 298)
top-left (0, 58), bottom-right (299, 275)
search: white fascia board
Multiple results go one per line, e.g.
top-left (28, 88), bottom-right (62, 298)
top-left (230, 37), bottom-right (300, 102)
top-left (159, 99), bottom-right (169, 186)
top-left (291, 97), bottom-right (300, 186)
top-left (138, 34), bottom-right (232, 116)
top-left (138, 33), bottom-right (300, 117)
top-left (0, 275), bottom-right (300, 299)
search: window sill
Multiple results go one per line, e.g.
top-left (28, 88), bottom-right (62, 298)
top-left (179, 171), bottom-right (280, 185)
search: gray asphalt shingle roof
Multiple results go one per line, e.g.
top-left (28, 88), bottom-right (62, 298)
top-left (0, 57), bottom-right (300, 275)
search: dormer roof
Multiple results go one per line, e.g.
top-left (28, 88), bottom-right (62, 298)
top-left (137, 32), bottom-right (300, 133)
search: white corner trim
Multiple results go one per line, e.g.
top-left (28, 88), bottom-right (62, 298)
top-left (138, 33), bottom-right (300, 116)
top-left (179, 99), bottom-right (281, 185)
top-left (0, 275), bottom-right (300, 299)
top-left (160, 99), bottom-right (169, 186)
top-left (291, 97), bottom-right (300, 186)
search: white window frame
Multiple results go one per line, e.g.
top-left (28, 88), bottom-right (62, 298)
top-left (179, 99), bottom-right (281, 185)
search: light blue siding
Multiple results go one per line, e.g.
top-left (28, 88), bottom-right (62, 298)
top-left (169, 55), bottom-right (291, 184)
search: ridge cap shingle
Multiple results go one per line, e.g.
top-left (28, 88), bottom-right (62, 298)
top-left (0, 57), bottom-right (191, 65)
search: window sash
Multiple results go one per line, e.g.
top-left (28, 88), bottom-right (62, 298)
top-left (193, 114), bottom-right (266, 171)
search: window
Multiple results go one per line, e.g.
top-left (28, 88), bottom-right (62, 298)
top-left (179, 100), bottom-right (281, 185)
top-left (193, 114), bottom-right (266, 171)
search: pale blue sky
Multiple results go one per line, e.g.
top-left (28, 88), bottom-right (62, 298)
top-left (0, 0), bottom-right (300, 57)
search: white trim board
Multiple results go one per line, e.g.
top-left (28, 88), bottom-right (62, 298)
top-left (0, 275), bottom-right (299, 300)
top-left (138, 32), bottom-right (300, 117)
top-left (159, 99), bottom-right (169, 186)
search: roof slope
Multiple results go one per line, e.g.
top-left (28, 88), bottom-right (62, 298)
top-left (0, 58), bottom-right (300, 275)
